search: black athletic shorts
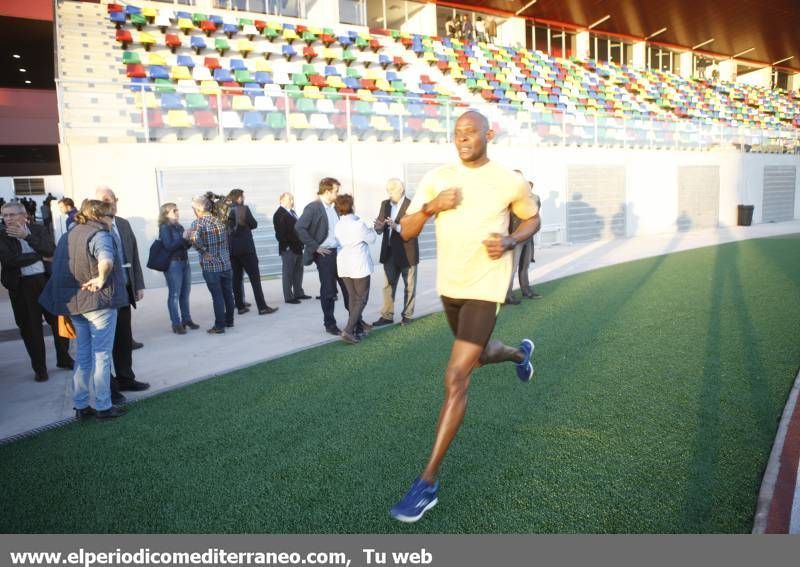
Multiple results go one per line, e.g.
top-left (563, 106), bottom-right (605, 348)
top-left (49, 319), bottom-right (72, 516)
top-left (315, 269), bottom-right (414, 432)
top-left (441, 296), bottom-right (499, 348)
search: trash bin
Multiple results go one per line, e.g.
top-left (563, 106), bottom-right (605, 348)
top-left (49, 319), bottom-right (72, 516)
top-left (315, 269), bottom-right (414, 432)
top-left (737, 205), bottom-right (754, 226)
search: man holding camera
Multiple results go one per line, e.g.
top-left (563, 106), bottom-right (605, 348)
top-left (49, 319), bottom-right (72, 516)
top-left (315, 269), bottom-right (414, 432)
top-left (0, 201), bottom-right (72, 381)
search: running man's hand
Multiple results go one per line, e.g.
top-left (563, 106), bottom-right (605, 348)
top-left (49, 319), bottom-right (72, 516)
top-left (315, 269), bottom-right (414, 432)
top-left (425, 188), bottom-right (462, 214)
top-left (482, 233), bottom-right (514, 260)
top-left (316, 246), bottom-right (332, 256)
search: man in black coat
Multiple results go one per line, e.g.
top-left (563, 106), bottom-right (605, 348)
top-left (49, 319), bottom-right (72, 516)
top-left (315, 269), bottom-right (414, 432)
top-left (294, 177), bottom-right (349, 335)
top-left (96, 186), bottom-right (149, 401)
top-left (272, 192), bottom-right (309, 304)
top-left (0, 201), bottom-right (72, 381)
top-left (372, 178), bottom-right (419, 326)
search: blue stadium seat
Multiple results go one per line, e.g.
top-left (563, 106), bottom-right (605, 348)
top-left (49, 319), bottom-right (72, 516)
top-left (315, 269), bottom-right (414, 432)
top-left (344, 76), bottom-right (360, 89)
top-left (128, 77), bottom-right (151, 92)
top-left (209, 15), bottom-right (223, 26)
top-left (213, 68), bottom-right (234, 82)
top-left (177, 55), bottom-right (195, 68)
top-left (109, 12), bottom-right (125, 25)
top-left (243, 83), bottom-right (262, 96)
top-left (222, 23), bottom-right (238, 36)
top-left (338, 35), bottom-right (352, 48)
top-left (191, 36), bottom-right (206, 53)
top-left (160, 93), bottom-right (184, 110)
top-left (125, 5), bottom-right (141, 16)
top-left (244, 111), bottom-right (265, 130)
top-left (282, 44), bottom-right (297, 60)
top-left (149, 66), bottom-right (169, 80)
top-left (324, 65), bottom-right (339, 76)
top-left (230, 59), bottom-right (247, 71)
top-left (254, 71), bottom-right (272, 84)
top-left (176, 11), bottom-right (191, 19)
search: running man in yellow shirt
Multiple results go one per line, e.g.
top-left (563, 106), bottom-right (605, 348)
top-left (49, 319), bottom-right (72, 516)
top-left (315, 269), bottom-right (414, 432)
top-left (389, 111), bottom-right (541, 523)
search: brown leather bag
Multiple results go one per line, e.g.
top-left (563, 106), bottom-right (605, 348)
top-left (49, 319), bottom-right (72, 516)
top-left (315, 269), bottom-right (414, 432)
top-left (57, 315), bottom-right (77, 339)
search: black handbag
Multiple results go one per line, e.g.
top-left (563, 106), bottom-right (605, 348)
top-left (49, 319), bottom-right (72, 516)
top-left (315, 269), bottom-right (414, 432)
top-left (146, 239), bottom-right (171, 272)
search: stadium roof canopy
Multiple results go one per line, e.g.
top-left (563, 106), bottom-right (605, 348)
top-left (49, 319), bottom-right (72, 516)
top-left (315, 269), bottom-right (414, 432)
top-left (446, 0), bottom-right (800, 71)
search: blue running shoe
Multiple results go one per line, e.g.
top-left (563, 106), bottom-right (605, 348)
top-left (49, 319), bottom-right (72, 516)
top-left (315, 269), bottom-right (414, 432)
top-left (516, 338), bottom-right (534, 383)
top-left (389, 477), bottom-right (439, 523)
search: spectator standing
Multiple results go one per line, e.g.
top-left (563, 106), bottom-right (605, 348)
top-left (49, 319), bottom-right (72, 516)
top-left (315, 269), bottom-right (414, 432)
top-left (95, 186), bottom-right (149, 403)
top-left (273, 192), bottom-right (309, 304)
top-left (226, 189), bottom-right (277, 316)
top-left (372, 178), bottom-right (419, 327)
top-left (334, 194), bottom-right (376, 345)
top-left (58, 198), bottom-right (78, 230)
top-left (158, 202), bottom-right (199, 334)
top-left (295, 177), bottom-right (350, 335)
top-left (188, 194), bottom-right (235, 334)
top-left (39, 199), bottom-right (128, 419)
top-left (0, 201), bottom-right (72, 381)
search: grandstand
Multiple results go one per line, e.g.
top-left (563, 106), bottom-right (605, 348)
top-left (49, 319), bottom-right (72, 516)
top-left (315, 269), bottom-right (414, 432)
top-left (3, 0), bottom-right (797, 288)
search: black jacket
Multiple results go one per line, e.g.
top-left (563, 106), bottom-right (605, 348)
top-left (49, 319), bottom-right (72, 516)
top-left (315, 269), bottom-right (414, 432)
top-left (376, 197), bottom-right (419, 268)
top-left (114, 216), bottom-right (145, 307)
top-left (0, 223), bottom-right (55, 291)
top-left (227, 204), bottom-right (258, 257)
top-left (272, 206), bottom-right (304, 255)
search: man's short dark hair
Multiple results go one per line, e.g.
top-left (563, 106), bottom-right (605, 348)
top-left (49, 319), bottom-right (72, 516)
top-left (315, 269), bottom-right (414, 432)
top-left (318, 177), bottom-right (340, 195)
top-left (334, 194), bottom-right (354, 216)
top-left (59, 197), bottom-right (75, 208)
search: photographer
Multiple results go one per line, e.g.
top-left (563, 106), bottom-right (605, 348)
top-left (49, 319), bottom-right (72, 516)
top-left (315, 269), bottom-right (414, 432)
top-left (0, 201), bottom-right (72, 382)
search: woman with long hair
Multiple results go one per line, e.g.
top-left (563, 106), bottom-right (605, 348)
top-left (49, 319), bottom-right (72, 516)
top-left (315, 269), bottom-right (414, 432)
top-left (39, 199), bottom-right (128, 419)
top-left (158, 202), bottom-right (199, 334)
top-left (226, 188), bottom-right (277, 316)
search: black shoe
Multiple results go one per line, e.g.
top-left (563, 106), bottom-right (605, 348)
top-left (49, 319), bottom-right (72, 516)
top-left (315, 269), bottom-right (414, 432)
top-left (74, 406), bottom-right (96, 419)
top-left (131, 340), bottom-right (144, 350)
top-left (297, 294), bottom-right (312, 299)
top-left (315, 295), bottom-right (321, 300)
top-left (225, 322), bottom-right (234, 327)
top-left (207, 327), bottom-right (225, 334)
top-left (359, 321), bottom-right (373, 332)
top-left (96, 406), bottom-right (127, 419)
top-left (237, 307), bottom-right (250, 315)
top-left (504, 297), bottom-right (521, 305)
top-left (259, 306), bottom-right (278, 314)
top-left (243, 302), bottom-right (252, 308)
top-left (341, 331), bottom-right (360, 344)
top-left (286, 299), bottom-right (301, 304)
top-left (325, 326), bottom-right (341, 335)
top-left (111, 390), bottom-right (127, 405)
top-left (117, 379), bottom-right (150, 392)
top-left (401, 317), bottom-right (412, 325)
top-left (57, 358), bottom-right (75, 370)
top-left (173, 324), bottom-right (187, 334)
top-left (530, 291), bottom-right (542, 299)
top-left (183, 320), bottom-right (200, 330)
top-left (35, 369), bottom-right (49, 382)
top-left (372, 317), bottom-right (393, 327)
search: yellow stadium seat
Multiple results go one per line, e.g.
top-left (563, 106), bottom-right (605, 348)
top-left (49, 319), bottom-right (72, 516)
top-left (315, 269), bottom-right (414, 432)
top-left (370, 116), bottom-right (393, 131)
top-left (147, 53), bottom-right (167, 66)
top-left (165, 110), bottom-right (193, 128)
top-left (303, 86), bottom-right (322, 99)
top-left (134, 92), bottom-right (159, 109)
top-left (170, 66), bottom-right (192, 81)
top-left (254, 59), bottom-right (272, 72)
top-left (288, 113), bottom-right (310, 129)
top-left (200, 81), bottom-right (220, 95)
top-left (139, 32), bottom-right (156, 47)
top-left (177, 18), bottom-right (193, 32)
top-left (237, 39), bottom-right (254, 55)
top-left (356, 89), bottom-right (376, 102)
top-left (142, 7), bottom-right (157, 19)
top-left (375, 78), bottom-right (392, 91)
top-left (326, 75), bottom-right (345, 89)
top-left (232, 95), bottom-right (254, 111)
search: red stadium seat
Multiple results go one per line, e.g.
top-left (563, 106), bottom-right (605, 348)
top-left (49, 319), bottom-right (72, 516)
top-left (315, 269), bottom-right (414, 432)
top-left (204, 57), bottom-right (221, 70)
top-left (201, 20), bottom-right (216, 36)
top-left (107, 3), bottom-right (123, 13)
top-left (126, 64), bottom-right (146, 78)
top-left (115, 29), bottom-right (132, 49)
top-left (194, 111), bottom-right (218, 129)
top-left (303, 46), bottom-right (317, 63)
top-left (147, 110), bottom-right (164, 129)
top-left (165, 34), bottom-right (182, 53)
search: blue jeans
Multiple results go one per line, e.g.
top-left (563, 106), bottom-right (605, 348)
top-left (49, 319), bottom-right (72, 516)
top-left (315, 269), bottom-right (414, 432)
top-left (202, 269), bottom-right (235, 330)
top-left (72, 308), bottom-right (118, 411)
top-left (164, 259), bottom-right (193, 327)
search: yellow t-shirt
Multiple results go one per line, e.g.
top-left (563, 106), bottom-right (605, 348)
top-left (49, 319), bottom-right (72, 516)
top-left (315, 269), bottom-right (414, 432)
top-left (408, 161), bottom-right (539, 303)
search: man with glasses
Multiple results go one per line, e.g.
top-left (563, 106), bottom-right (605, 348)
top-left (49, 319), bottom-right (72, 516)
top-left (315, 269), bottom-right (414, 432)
top-left (0, 201), bottom-right (72, 381)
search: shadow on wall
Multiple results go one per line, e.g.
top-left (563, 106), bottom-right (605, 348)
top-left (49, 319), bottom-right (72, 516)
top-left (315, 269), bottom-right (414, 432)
top-left (567, 192), bottom-right (604, 243)
top-left (676, 211), bottom-right (693, 232)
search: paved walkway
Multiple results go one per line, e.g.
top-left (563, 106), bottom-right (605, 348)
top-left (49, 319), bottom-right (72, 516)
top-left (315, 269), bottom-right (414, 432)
top-left (2, 220), bottom-right (799, 532)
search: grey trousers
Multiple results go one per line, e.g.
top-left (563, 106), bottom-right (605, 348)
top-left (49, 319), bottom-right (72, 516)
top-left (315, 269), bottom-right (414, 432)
top-left (342, 276), bottom-right (370, 335)
top-left (507, 241), bottom-right (535, 299)
top-left (280, 249), bottom-right (305, 301)
top-left (380, 262), bottom-right (417, 320)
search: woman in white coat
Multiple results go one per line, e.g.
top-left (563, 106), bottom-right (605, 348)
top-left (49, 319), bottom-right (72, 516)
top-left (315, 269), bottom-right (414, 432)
top-left (334, 194), bottom-right (376, 344)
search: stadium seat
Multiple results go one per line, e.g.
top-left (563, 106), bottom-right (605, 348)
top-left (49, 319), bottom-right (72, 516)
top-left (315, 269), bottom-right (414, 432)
top-left (235, 69), bottom-right (254, 83)
top-left (185, 93), bottom-right (208, 110)
top-left (149, 66), bottom-right (169, 80)
top-left (200, 20), bottom-right (216, 36)
top-left (109, 11), bottom-right (126, 27)
top-left (204, 57), bottom-right (221, 70)
top-left (304, 46), bottom-right (317, 63)
top-left (222, 23), bottom-right (238, 38)
top-left (266, 111), bottom-right (286, 134)
top-left (160, 93), bottom-right (184, 110)
top-left (232, 95), bottom-right (254, 111)
top-left (122, 51), bottom-right (140, 65)
top-left (165, 110), bottom-right (193, 129)
top-left (154, 13), bottom-right (172, 33)
top-left (126, 64), bottom-right (146, 78)
top-left (254, 71), bottom-right (272, 85)
top-left (176, 55), bottom-right (195, 68)
top-left (178, 18), bottom-right (193, 35)
top-left (243, 111), bottom-right (265, 130)
top-left (115, 29), bottom-right (132, 49)
top-left (242, 24), bottom-right (259, 40)
top-left (254, 96), bottom-right (277, 111)
top-left (191, 36), bottom-right (206, 54)
top-left (221, 111), bottom-right (244, 132)
top-left (170, 66), bottom-right (192, 81)
top-left (131, 13), bottom-right (146, 30)
top-left (215, 38), bottom-right (230, 56)
top-left (282, 45), bottom-right (297, 61)
top-left (192, 66), bottom-right (212, 81)
top-left (213, 68), bottom-right (233, 82)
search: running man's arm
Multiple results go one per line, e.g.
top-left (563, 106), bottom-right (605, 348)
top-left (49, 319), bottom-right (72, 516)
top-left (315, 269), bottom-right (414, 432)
top-left (400, 189), bottom-right (462, 240)
top-left (483, 180), bottom-right (541, 260)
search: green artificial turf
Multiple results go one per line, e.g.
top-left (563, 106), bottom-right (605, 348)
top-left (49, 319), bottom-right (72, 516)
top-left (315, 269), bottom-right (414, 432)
top-left (1, 235), bottom-right (799, 533)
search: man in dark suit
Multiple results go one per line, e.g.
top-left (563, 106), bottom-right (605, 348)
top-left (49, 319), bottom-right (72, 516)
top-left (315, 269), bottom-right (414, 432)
top-left (96, 187), bottom-right (149, 402)
top-left (294, 177), bottom-right (350, 335)
top-left (372, 178), bottom-right (419, 327)
top-left (0, 201), bottom-right (72, 381)
top-left (272, 192), bottom-right (309, 304)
